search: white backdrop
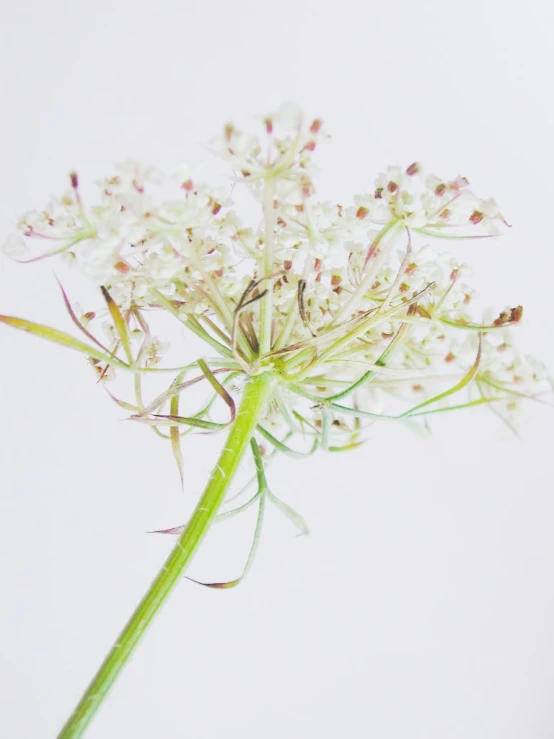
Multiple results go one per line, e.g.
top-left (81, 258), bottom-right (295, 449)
top-left (1, 1), bottom-right (554, 737)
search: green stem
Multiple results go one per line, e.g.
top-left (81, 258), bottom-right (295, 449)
top-left (58, 372), bottom-right (274, 738)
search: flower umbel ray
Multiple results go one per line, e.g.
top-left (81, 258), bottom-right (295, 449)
top-left (1, 103), bottom-right (550, 737)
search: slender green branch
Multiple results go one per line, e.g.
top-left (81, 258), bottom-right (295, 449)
top-left (151, 290), bottom-right (235, 358)
top-left (58, 372), bottom-right (274, 738)
top-left (324, 322), bottom-right (412, 402)
top-left (201, 268), bottom-right (255, 360)
top-left (330, 218), bottom-right (399, 325)
top-left (259, 177), bottom-right (276, 355)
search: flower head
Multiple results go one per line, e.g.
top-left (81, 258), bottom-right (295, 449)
top-left (2, 106), bottom-right (550, 470)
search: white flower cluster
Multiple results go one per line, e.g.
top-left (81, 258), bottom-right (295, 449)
top-left (3, 104), bottom-right (549, 452)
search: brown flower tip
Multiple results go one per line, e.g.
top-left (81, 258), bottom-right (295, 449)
top-left (224, 122), bottom-right (234, 141)
top-left (493, 306), bottom-right (523, 327)
top-left (310, 119), bottom-right (322, 134)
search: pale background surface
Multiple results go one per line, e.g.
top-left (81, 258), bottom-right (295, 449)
top-left (1, 1), bottom-right (554, 737)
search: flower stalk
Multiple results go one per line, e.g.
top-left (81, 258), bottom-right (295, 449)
top-left (58, 371), bottom-right (273, 738)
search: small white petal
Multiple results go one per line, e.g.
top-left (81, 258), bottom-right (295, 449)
top-left (274, 101), bottom-right (303, 132)
top-left (2, 233), bottom-right (28, 257)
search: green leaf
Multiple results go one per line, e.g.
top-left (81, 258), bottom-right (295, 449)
top-left (197, 358), bottom-right (236, 422)
top-left (291, 409), bottom-right (319, 433)
top-left (131, 414), bottom-right (225, 431)
top-left (257, 424), bottom-right (319, 458)
top-left (57, 279), bottom-right (111, 354)
top-left (253, 438), bottom-right (309, 536)
top-left (134, 365), bottom-right (233, 418)
top-left (104, 389), bottom-right (141, 412)
top-left (0, 314), bottom-right (128, 367)
top-left (187, 440), bottom-right (310, 589)
top-left (440, 317), bottom-right (511, 331)
top-left (401, 335), bottom-right (482, 417)
top-left (216, 493), bottom-right (261, 523)
top-left (267, 490), bottom-right (309, 535)
top-left (326, 402), bottom-right (397, 421)
top-left (328, 440), bottom-right (365, 452)
top-left (147, 524), bottom-right (186, 535)
top-left (101, 286), bottom-right (133, 363)
top-left (325, 322), bottom-right (412, 402)
top-left (319, 408), bottom-right (331, 450)
top-left (12, 231), bottom-right (94, 264)
top-left (478, 375), bottom-right (552, 405)
top-left (413, 227), bottom-right (496, 241)
top-left (407, 396), bottom-right (508, 418)
top-left (187, 439), bottom-right (269, 589)
top-left (169, 370), bottom-right (187, 489)
top-left (250, 436), bottom-right (269, 491)
top-left (151, 289), bottom-right (233, 358)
